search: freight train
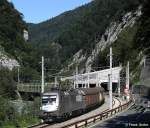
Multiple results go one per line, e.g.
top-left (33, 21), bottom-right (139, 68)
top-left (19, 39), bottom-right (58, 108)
top-left (40, 87), bottom-right (105, 122)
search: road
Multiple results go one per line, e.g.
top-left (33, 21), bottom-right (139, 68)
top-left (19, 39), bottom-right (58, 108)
top-left (90, 104), bottom-right (150, 128)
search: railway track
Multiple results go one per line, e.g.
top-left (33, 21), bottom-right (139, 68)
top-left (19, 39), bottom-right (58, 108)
top-left (28, 123), bottom-right (50, 128)
top-left (28, 96), bottom-right (123, 128)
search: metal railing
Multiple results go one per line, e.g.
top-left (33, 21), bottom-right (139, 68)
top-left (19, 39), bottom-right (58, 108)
top-left (17, 83), bottom-right (52, 93)
top-left (62, 99), bottom-right (132, 128)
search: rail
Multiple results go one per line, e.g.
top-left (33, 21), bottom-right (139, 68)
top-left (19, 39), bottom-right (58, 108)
top-left (61, 99), bottom-right (132, 128)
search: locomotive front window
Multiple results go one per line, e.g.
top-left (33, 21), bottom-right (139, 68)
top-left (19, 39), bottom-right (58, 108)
top-left (50, 97), bottom-right (56, 102)
top-left (42, 99), bottom-right (49, 104)
top-left (42, 95), bottom-right (57, 105)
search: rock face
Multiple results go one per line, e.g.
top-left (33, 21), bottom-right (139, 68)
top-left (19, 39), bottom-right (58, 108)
top-left (66, 6), bottom-right (142, 73)
top-left (140, 58), bottom-right (150, 87)
top-left (84, 6), bottom-right (142, 72)
top-left (0, 47), bottom-right (19, 70)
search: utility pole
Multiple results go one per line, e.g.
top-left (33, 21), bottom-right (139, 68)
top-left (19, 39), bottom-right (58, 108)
top-left (96, 73), bottom-right (98, 87)
top-left (41, 56), bottom-right (44, 93)
top-left (88, 71), bottom-right (90, 88)
top-left (144, 57), bottom-right (146, 68)
top-left (109, 47), bottom-right (113, 109)
top-left (74, 65), bottom-right (78, 89)
top-left (126, 61), bottom-right (129, 89)
top-left (125, 61), bottom-right (130, 100)
top-left (118, 74), bottom-right (120, 97)
top-left (76, 66), bottom-right (78, 88)
top-left (17, 66), bottom-right (20, 83)
top-left (54, 76), bottom-right (57, 87)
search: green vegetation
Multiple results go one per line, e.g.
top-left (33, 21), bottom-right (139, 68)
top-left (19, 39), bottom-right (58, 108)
top-left (92, 23), bottom-right (142, 83)
top-left (135, 0), bottom-right (150, 56)
top-left (0, 98), bottom-right (40, 128)
top-left (0, 67), bottom-right (40, 127)
top-left (1, 116), bottom-right (39, 128)
top-left (0, 1), bottom-right (40, 127)
top-left (0, 0), bottom-right (27, 59)
top-left (1, 0), bottom-right (150, 126)
top-left (59, 79), bottom-right (73, 90)
top-left (12, 66), bottom-right (40, 83)
top-left (112, 24), bottom-right (141, 83)
top-left (0, 67), bottom-right (16, 98)
top-left (92, 0), bottom-right (150, 84)
top-left (28, 0), bottom-right (140, 70)
top-left (0, 0), bottom-right (40, 83)
top-left (134, 0), bottom-right (150, 86)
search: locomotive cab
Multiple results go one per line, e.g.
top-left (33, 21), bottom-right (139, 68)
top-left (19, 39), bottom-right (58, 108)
top-left (41, 92), bottom-right (59, 112)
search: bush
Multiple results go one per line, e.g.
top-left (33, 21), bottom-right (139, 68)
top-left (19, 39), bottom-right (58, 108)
top-left (0, 67), bottom-right (16, 98)
top-left (0, 98), bottom-right (40, 128)
top-left (0, 98), bottom-right (16, 126)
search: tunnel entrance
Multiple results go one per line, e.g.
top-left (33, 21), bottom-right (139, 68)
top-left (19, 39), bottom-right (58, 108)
top-left (78, 84), bottom-right (83, 88)
top-left (90, 84), bottom-right (96, 88)
top-left (101, 82), bottom-right (118, 92)
top-left (101, 82), bottom-right (108, 91)
top-left (77, 84), bottom-right (96, 88)
top-left (112, 83), bottom-right (118, 92)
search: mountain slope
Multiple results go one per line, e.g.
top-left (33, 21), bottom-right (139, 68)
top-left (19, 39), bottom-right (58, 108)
top-left (28, 2), bottom-right (92, 46)
top-left (28, 0), bottom-right (141, 71)
top-left (0, 0), bottom-right (26, 57)
top-left (0, 0), bottom-right (40, 88)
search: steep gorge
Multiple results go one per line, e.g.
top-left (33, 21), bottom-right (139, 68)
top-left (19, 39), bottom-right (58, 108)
top-left (28, 0), bottom-right (141, 78)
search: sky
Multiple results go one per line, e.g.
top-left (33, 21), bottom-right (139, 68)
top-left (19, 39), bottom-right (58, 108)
top-left (11, 0), bottom-right (91, 24)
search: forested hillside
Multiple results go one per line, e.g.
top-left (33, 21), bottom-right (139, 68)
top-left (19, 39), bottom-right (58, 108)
top-left (1, 0), bottom-right (149, 87)
top-left (28, 0), bottom-right (140, 71)
top-left (0, 0), bottom-right (26, 58)
top-left (135, 0), bottom-right (150, 54)
top-left (0, 0), bottom-right (24, 97)
top-left (0, 0), bottom-right (40, 98)
top-left (0, 0), bottom-right (150, 127)
top-left (0, 1), bottom-right (40, 127)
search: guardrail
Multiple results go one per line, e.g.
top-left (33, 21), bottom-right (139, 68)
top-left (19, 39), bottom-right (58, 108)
top-left (62, 99), bottom-right (132, 128)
